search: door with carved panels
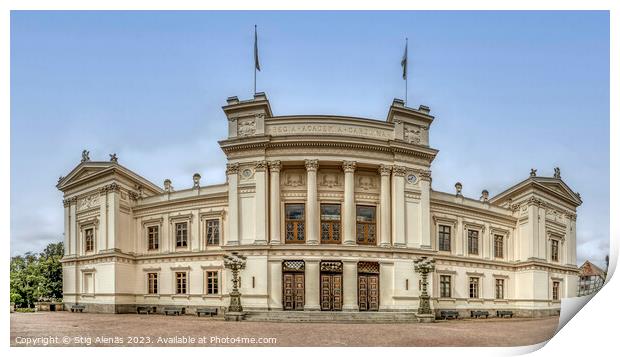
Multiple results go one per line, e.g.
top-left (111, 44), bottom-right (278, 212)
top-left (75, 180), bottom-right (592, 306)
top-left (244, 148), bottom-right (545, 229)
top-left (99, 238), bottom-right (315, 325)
top-left (320, 273), bottom-right (343, 311)
top-left (283, 273), bottom-right (305, 310)
top-left (358, 262), bottom-right (380, 311)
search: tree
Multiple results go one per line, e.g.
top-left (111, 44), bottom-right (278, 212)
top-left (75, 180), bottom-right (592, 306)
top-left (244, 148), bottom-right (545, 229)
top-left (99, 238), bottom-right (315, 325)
top-left (10, 242), bottom-right (64, 308)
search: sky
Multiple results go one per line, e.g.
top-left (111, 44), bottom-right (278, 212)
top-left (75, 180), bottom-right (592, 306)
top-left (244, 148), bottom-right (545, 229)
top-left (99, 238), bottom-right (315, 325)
top-left (10, 11), bottom-right (610, 268)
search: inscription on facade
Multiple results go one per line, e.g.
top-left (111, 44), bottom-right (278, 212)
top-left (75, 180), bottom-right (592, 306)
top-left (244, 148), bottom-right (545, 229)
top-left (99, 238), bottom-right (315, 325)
top-left (267, 123), bottom-right (393, 140)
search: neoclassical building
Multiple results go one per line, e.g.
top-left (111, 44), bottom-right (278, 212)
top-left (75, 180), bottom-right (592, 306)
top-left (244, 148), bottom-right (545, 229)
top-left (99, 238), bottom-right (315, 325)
top-left (57, 93), bottom-right (581, 317)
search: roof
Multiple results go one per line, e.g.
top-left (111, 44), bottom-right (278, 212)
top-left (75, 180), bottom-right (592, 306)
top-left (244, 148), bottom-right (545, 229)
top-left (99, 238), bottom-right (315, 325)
top-left (489, 176), bottom-right (582, 207)
top-left (579, 260), bottom-right (606, 277)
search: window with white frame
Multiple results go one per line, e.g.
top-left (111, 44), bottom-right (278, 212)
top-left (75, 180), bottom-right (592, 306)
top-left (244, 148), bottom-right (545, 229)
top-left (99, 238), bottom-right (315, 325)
top-left (552, 281), bottom-right (560, 301)
top-left (440, 275), bottom-right (452, 298)
top-left (175, 222), bottom-right (188, 248)
top-left (495, 279), bottom-right (505, 299)
top-left (438, 225), bottom-right (451, 252)
top-left (84, 228), bottom-right (94, 253)
top-left (147, 273), bottom-right (158, 294)
top-left (205, 271), bottom-right (219, 295)
top-left (494, 235), bottom-right (504, 259)
top-left (551, 239), bottom-right (559, 262)
top-left (469, 277), bottom-right (480, 298)
top-left (206, 219), bottom-right (220, 246)
top-left (468, 230), bottom-right (479, 255)
top-left (175, 271), bottom-right (188, 294)
top-left (147, 226), bottom-right (159, 250)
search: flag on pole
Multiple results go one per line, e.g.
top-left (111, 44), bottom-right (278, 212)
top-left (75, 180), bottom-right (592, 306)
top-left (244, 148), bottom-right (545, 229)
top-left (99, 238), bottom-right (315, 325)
top-left (401, 38), bottom-right (408, 80)
top-left (254, 25), bottom-right (261, 72)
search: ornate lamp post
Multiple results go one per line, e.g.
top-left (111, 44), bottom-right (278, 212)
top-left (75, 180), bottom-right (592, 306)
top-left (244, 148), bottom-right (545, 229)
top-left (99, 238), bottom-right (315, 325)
top-left (414, 256), bottom-right (436, 322)
top-left (224, 252), bottom-right (247, 320)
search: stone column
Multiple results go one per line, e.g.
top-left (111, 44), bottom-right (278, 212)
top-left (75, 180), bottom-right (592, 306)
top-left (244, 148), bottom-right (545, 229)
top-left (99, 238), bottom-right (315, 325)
top-left (305, 159), bottom-right (319, 244)
top-left (392, 166), bottom-right (406, 247)
top-left (419, 172), bottom-right (432, 249)
top-left (254, 160), bottom-right (268, 245)
top-left (379, 165), bottom-right (392, 247)
top-left (268, 161), bottom-right (282, 245)
top-left (304, 259), bottom-right (321, 310)
top-left (342, 261), bottom-right (359, 311)
top-left (226, 163), bottom-right (239, 245)
top-left (343, 161), bottom-right (357, 245)
top-left (98, 190), bottom-right (108, 252)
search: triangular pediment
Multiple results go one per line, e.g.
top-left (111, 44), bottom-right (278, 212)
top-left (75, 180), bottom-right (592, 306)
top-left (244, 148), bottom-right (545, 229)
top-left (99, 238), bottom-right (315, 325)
top-left (57, 162), bottom-right (115, 189)
top-left (490, 176), bottom-right (582, 208)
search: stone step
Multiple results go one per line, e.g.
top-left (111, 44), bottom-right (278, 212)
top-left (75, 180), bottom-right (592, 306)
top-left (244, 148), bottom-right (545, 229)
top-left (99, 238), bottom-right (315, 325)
top-left (244, 311), bottom-right (419, 323)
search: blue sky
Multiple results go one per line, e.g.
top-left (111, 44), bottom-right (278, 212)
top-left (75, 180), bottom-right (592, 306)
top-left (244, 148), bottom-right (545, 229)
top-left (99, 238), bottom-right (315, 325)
top-left (10, 11), bottom-right (609, 268)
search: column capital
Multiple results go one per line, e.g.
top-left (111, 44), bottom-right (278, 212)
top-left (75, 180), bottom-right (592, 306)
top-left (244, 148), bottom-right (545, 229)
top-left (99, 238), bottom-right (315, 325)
top-left (268, 160), bottom-right (282, 172)
top-left (392, 166), bottom-right (407, 177)
top-left (379, 164), bottom-right (393, 176)
top-left (226, 163), bottom-right (239, 175)
top-left (254, 160), bottom-right (268, 172)
top-left (343, 160), bottom-right (357, 173)
top-left (305, 159), bottom-right (319, 171)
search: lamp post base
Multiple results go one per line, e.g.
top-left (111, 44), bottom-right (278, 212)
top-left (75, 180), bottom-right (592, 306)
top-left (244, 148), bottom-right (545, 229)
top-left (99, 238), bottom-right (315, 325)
top-left (416, 313), bottom-right (435, 323)
top-left (224, 311), bottom-right (247, 321)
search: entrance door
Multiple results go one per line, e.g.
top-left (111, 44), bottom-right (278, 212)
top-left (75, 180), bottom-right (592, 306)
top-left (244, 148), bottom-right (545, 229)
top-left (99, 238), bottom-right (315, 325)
top-left (320, 273), bottom-right (343, 311)
top-left (358, 274), bottom-right (379, 311)
top-left (283, 273), bottom-right (305, 310)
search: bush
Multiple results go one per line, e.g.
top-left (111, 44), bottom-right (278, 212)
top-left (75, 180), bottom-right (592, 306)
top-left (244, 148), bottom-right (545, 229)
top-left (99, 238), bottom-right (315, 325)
top-left (15, 308), bottom-right (35, 313)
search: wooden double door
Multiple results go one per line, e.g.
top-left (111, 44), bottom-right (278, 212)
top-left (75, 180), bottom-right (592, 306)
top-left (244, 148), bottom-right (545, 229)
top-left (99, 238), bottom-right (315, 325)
top-left (320, 273), bottom-right (343, 311)
top-left (283, 272), bottom-right (305, 311)
top-left (358, 273), bottom-right (379, 311)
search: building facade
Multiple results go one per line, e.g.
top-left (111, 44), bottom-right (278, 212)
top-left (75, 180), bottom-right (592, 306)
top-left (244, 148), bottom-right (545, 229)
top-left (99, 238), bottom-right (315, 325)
top-left (57, 93), bottom-right (581, 317)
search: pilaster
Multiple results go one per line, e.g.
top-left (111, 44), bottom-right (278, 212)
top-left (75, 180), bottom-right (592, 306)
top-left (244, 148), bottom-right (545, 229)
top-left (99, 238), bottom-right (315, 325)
top-left (304, 259), bottom-right (321, 310)
top-left (342, 260), bottom-right (359, 311)
top-left (254, 160), bottom-right (268, 245)
top-left (226, 163), bottom-right (240, 245)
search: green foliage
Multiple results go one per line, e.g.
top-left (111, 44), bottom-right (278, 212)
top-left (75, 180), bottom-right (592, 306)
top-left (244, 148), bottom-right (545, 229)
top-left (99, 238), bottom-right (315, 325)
top-left (15, 308), bottom-right (35, 313)
top-left (10, 242), bottom-right (64, 308)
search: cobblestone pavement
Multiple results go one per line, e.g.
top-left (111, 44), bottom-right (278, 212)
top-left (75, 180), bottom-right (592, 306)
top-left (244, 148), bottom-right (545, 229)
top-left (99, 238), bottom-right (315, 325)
top-left (11, 312), bottom-right (559, 347)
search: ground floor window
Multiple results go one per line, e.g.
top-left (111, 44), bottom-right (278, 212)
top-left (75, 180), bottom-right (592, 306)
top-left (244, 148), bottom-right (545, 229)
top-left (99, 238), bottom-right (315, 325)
top-left (440, 275), bottom-right (451, 298)
top-left (495, 279), bottom-right (504, 299)
top-left (147, 273), bottom-right (158, 294)
top-left (175, 272), bottom-right (188, 294)
top-left (206, 271), bottom-right (219, 295)
top-left (552, 281), bottom-right (560, 301)
top-left (469, 277), bottom-right (479, 298)
top-left (83, 272), bottom-right (94, 294)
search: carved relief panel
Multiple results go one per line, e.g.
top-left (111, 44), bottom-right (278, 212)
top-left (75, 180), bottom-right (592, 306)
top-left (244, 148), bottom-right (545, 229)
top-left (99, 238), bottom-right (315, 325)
top-left (354, 172), bottom-right (379, 193)
top-left (280, 169), bottom-right (306, 191)
top-left (403, 124), bottom-right (429, 146)
top-left (78, 194), bottom-right (100, 211)
top-left (318, 169), bottom-right (343, 191)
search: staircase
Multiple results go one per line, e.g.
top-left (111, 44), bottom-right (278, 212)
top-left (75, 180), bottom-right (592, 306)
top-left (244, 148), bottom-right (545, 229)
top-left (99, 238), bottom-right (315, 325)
top-left (244, 310), bottom-right (419, 323)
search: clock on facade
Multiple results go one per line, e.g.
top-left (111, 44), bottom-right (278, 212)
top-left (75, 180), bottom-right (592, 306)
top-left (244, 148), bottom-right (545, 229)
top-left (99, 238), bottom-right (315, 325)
top-left (407, 174), bottom-right (418, 184)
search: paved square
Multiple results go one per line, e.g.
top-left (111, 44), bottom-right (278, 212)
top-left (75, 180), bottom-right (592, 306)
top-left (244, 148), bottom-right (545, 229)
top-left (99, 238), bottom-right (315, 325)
top-left (11, 312), bottom-right (559, 347)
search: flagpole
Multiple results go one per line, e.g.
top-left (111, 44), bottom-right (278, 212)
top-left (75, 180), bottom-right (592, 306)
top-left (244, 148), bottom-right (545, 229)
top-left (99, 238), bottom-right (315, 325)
top-left (405, 37), bottom-right (408, 107)
top-left (254, 25), bottom-right (257, 95)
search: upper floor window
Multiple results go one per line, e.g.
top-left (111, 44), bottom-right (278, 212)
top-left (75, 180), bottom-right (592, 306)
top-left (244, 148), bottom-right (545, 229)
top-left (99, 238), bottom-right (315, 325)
top-left (175, 222), bottom-right (188, 248)
top-left (440, 275), bottom-right (451, 298)
top-left (551, 239), bottom-right (559, 262)
top-left (494, 235), bottom-right (504, 258)
top-left (356, 205), bottom-right (376, 245)
top-left (84, 228), bottom-right (94, 253)
top-left (147, 226), bottom-right (159, 250)
top-left (467, 230), bottom-right (479, 255)
top-left (495, 279), bottom-right (504, 299)
top-left (320, 204), bottom-right (341, 244)
top-left (147, 273), bottom-right (158, 294)
top-left (285, 204), bottom-right (305, 243)
top-left (206, 219), bottom-right (220, 246)
top-left (438, 225), bottom-right (451, 252)
top-left (205, 271), bottom-right (219, 295)
top-left (552, 281), bottom-right (560, 300)
top-left (175, 272), bottom-right (188, 294)
top-left (469, 277), bottom-right (480, 298)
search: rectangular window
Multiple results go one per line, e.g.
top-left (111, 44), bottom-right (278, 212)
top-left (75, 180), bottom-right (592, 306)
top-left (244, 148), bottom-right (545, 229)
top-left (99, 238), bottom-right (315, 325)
top-left (552, 281), bottom-right (560, 300)
top-left (206, 220), bottom-right (220, 246)
top-left (175, 272), bottom-right (187, 294)
top-left (320, 204), bottom-right (341, 244)
top-left (147, 226), bottom-right (159, 250)
top-left (206, 271), bottom-right (219, 295)
top-left (494, 235), bottom-right (504, 258)
top-left (440, 275), bottom-right (451, 298)
top-left (551, 239), bottom-right (559, 262)
top-left (175, 222), bottom-right (188, 248)
top-left (495, 279), bottom-right (504, 299)
top-left (285, 204), bottom-right (305, 243)
top-left (356, 205), bottom-right (377, 245)
top-left (468, 230), bottom-right (479, 255)
top-left (438, 225), bottom-right (451, 252)
top-left (469, 277), bottom-right (479, 298)
top-left (85, 228), bottom-right (94, 253)
top-left (147, 273), bottom-right (158, 294)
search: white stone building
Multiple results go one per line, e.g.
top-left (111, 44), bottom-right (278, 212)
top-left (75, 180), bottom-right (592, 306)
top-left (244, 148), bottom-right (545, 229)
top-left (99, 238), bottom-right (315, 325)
top-left (57, 93), bottom-right (581, 317)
